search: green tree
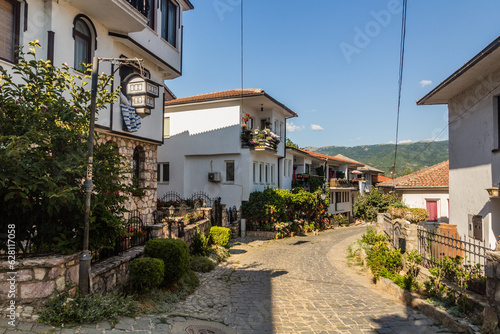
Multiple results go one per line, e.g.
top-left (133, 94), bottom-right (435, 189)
top-left (0, 41), bottom-right (131, 254)
top-left (286, 138), bottom-right (299, 149)
top-left (353, 187), bottom-right (402, 222)
top-left (402, 167), bottom-right (413, 176)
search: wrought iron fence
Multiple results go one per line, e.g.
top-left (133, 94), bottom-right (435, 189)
top-left (417, 227), bottom-right (488, 272)
top-left (125, 0), bottom-right (150, 17)
top-left (158, 191), bottom-right (182, 204)
top-left (91, 210), bottom-right (151, 264)
top-left (227, 206), bottom-right (238, 224)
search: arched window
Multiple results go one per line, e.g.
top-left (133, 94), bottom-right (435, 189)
top-left (73, 15), bottom-right (96, 72)
top-left (133, 146), bottom-right (145, 187)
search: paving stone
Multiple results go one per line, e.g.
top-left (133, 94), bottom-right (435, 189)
top-left (78, 329), bottom-right (103, 334)
top-left (96, 322), bottom-right (112, 330)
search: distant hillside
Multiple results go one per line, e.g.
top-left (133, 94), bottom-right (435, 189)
top-left (305, 141), bottom-right (448, 177)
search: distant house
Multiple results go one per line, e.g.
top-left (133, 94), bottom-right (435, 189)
top-left (158, 89), bottom-right (297, 208)
top-left (417, 36), bottom-right (500, 249)
top-left (378, 161), bottom-right (449, 223)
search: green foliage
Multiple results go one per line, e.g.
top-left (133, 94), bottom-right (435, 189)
top-left (38, 289), bottom-right (138, 327)
top-left (127, 257), bottom-right (164, 293)
top-left (366, 241), bottom-right (403, 278)
top-left (242, 188), bottom-right (328, 229)
top-left (286, 138), bottom-right (299, 149)
top-left (144, 239), bottom-right (190, 286)
top-left (190, 228), bottom-right (210, 256)
top-left (353, 187), bottom-right (402, 222)
top-left (310, 140), bottom-right (448, 177)
top-left (307, 176), bottom-right (324, 192)
top-left (190, 255), bottom-right (216, 273)
top-left (389, 207), bottom-right (429, 223)
top-left (210, 244), bottom-right (230, 262)
top-left (0, 41), bottom-right (132, 255)
top-left (209, 226), bottom-right (231, 247)
top-left (178, 270), bottom-right (200, 294)
top-left (361, 227), bottom-right (389, 245)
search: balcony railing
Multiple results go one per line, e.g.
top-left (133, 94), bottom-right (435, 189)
top-left (329, 178), bottom-right (359, 189)
top-left (126, 0), bottom-right (149, 18)
top-left (241, 127), bottom-right (280, 151)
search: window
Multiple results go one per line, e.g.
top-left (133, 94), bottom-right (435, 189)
top-left (271, 164), bottom-right (276, 184)
top-left (259, 163), bottom-right (263, 183)
top-left (163, 117), bottom-right (170, 138)
top-left (288, 160), bottom-right (292, 177)
top-left (133, 146), bottom-right (145, 187)
top-left (0, 0), bottom-right (20, 63)
top-left (274, 120), bottom-right (278, 132)
top-left (265, 164), bottom-right (269, 183)
top-left (253, 161), bottom-right (257, 183)
top-left (226, 160), bottom-right (235, 182)
top-left (284, 159), bottom-right (287, 177)
top-left (146, 0), bottom-right (155, 30)
top-left (280, 122), bottom-right (283, 137)
top-left (260, 119), bottom-right (266, 130)
top-left (246, 117), bottom-right (254, 129)
top-left (73, 16), bottom-right (96, 72)
top-left (161, 0), bottom-right (177, 47)
top-left (157, 163), bottom-right (169, 183)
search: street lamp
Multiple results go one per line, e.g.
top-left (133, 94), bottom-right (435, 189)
top-left (79, 56), bottom-right (160, 295)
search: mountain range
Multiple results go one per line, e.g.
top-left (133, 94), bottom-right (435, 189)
top-left (305, 140), bottom-right (449, 177)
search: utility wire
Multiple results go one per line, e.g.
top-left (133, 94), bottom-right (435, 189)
top-left (392, 0), bottom-right (408, 183)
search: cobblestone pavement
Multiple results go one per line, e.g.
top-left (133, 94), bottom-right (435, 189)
top-left (2, 226), bottom-right (454, 334)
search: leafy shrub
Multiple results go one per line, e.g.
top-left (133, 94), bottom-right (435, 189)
top-left (38, 289), bottom-right (138, 327)
top-left (367, 241), bottom-right (403, 278)
top-left (211, 244), bottom-right (230, 262)
top-left (144, 239), bottom-right (190, 286)
top-left (178, 270), bottom-right (200, 294)
top-left (127, 257), bottom-right (164, 293)
top-left (354, 187), bottom-right (402, 222)
top-left (190, 228), bottom-right (210, 256)
top-left (209, 226), bottom-right (231, 247)
top-left (361, 227), bottom-right (388, 245)
top-left (190, 256), bottom-right (215, 273)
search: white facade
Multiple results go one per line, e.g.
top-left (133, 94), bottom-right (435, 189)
top-left (418, 39), bottom-right (500, 249)
top-left (158, 92), bottom-right (297, 208)
top-left (398, 189), bottom-right (449, 223)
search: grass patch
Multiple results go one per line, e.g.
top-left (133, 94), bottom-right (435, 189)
top-left (38, 270), bottom-right (200, 327)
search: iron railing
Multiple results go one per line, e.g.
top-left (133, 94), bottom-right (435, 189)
top-left (125, 0), bottom-right (150, 18)
top-left (91, 210), bottom-right (151, 264)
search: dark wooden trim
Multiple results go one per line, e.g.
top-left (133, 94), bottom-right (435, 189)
top-left (72, 14), bottom-right (98, 50)
top-left (108, 31), bottom-right (181, 76)
top-left (0, 0), bottom-right (22, 64)
top-left (23, 1), bottom-right (28, 32)
top-left (47, 31), bottom-right (55, 64)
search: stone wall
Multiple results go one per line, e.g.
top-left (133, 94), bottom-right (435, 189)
top-left (0, 253), bottom-right (79, 306)
top-left (486, 248), bottom-right (500, 330)
top-left (99, 133), bottom-right (158, 224)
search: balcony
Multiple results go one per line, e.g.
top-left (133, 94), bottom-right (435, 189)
top-left (68, 0), bottom-right (149, 34)
top-left (329, 178), bottom-right (359, 190)
top-left (241, 127), bottom-right (280, 152)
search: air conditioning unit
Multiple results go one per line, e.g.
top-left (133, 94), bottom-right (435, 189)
top-left (208, 172), bottom-right (222, 182)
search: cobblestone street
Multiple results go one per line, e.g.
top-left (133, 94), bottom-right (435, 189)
top-left (2, 226), bottom-right (454, 334)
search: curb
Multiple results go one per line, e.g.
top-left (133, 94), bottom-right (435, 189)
top-left (375, 276), bottom-right (480, 333)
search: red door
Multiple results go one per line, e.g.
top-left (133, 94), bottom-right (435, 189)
top-left (426, 201), bottom-right (438, 222)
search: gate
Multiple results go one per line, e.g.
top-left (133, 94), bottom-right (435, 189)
top-left (213, 197), bottom-right (223, 226)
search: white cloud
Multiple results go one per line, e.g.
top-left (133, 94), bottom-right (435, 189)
top-left (311, 124), bottom-right (324, 131)
top-left (398, 139), bottom-right (413, 144)
top-left (286, 121), bottom-right (302, 132)
top-left (419, 80), bottom-right (432, 87)
top-left (349, 137), bottom-right (362, 142)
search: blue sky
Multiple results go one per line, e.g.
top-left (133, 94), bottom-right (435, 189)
top-left (168, 0), bottom-right (500, 148)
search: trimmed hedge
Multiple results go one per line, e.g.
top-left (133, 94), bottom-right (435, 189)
top-left (209, 226), bottom-right (231, 247)
top-left (127, 257), bottom-right (164, 293)
top-left (144, 238), bottom-right (190, 286)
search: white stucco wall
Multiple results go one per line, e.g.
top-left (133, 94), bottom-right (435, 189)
top-left (446, 69), bottom-right (500, 249)
top-left (399, 189), bottom-right (449, 223)
top-left (0, 0), bottom-right (186, 144)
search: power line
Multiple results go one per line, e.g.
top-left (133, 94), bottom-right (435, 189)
top-left (392, 0), bottom-right (408, 183)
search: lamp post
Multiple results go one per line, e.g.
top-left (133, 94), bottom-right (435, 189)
top-left (79, 56), bottom-right (157, 295)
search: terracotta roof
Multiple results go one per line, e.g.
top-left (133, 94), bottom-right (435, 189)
top-left (291, 148), bottom-right (364, 166)
top-left (164, 89), bottom-right (297, 117)
top-left (373, 175), bottom-right (391, 183)
top-left (358, 164), bottom-right (384, 174)
top-left (378, 160), bottom-right (449, 188)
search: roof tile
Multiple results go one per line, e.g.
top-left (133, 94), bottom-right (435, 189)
top-left (378, 160), bottom-right (449, 188)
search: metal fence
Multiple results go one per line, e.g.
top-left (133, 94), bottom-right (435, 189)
top-left (91, 210), bottom-right (151, 264)
top-left (417, 227), bottom-right (488, 275)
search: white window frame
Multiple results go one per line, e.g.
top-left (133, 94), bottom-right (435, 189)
top-left (265, 163), bottom-right (269, 184)
top-left (271, 164), bottom-right (275, 184)
top-left (225, 160), bottom-right (235, 183)
top-left (259, 163), bottom-right (264, 184)
top-left (157, 163), bottom-right (170, 184)
top-left (253, 161), bottom-right (257, 184)
top-left (163, 116), bottom-right (170, 138)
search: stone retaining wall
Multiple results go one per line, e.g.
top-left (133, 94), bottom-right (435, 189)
top-left (486, 249), bottom-right (500, 330)
top-left (246, 231), bottom-right (275, 239)
top-left (0, 253), bottom-right (79, 306)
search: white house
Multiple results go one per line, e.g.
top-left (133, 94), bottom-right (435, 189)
top-left (158, 89), bottom-right (298, 208)
top-left (285, 148), bottom-right (368, 219)
top-left (378, 161), bottom-right (450, 224)
top-left (417, 36), bottom-right (500, 249)
top-left (0, 0), bottom-right (194, 223)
